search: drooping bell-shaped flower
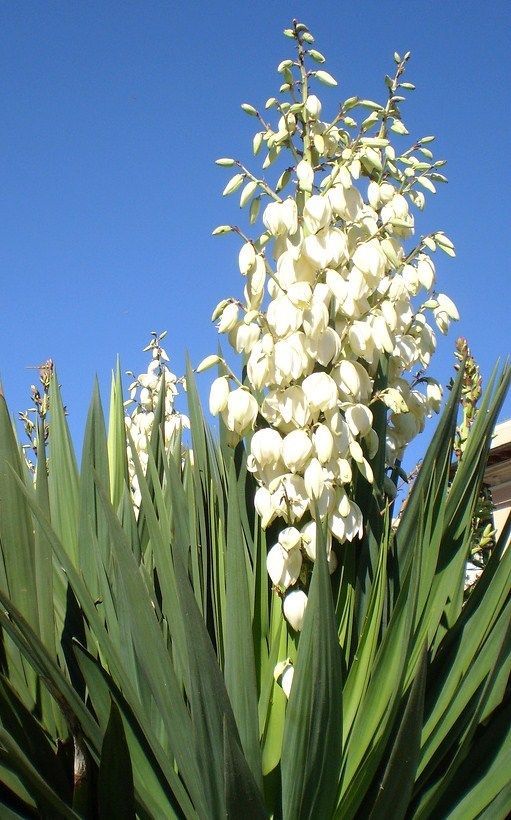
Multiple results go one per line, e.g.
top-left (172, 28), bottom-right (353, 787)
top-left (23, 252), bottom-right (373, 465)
top-left (225, 388), bottom-right (258, 434)
top-left (282, 429), bottom-right (314, 473)
top-left (209, 376), bottom-right (230, 415)
top-left (303, 194), bottom-right (332, 234)
top-left (251, 427), bottom-right (283, 466)
top-left (283, 589), bottom-right (308, 631)
top-left (266, 543), bottom-right (302, 589)
top-left (238, 242), bottom-right (256, 275)
top-left (263, 198), bottom-right (298, 236)
top-left (296, 159), bottom-right (314, 192)
top-left (302, 372), bottom-right (338, 414)
top-left (345, 403), bottom-right (373, 437)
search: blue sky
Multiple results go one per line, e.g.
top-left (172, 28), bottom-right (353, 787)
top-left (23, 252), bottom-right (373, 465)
top-left (1, 1), bottom-right (509, 467)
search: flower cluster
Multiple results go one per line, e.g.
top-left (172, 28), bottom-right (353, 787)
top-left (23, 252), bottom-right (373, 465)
top-left (125, 332), bottom-right (189, 511)
top-left (205, 22), bottom-right (458, 640)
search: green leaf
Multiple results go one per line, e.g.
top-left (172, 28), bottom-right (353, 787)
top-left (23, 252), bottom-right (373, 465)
top-left (223, 716), bottom-right (267, 819)
top-left (0, 726), bottom-right (79, 819)
top-left (173, 547), bottom-right (265, 817)
top-left (98, 700), bottom-right (136, 820)
top-left (0, 396), bottom-right (39, 632)
top-left (74, 643), bottom-right (188, 819)
top-left (0, 675), bottom-right (71, 803)
top-left (367, 646), bottom-right (427, 819)
top-left (47, 371), bottom-right (80, 564)
top-left (224, 461), bottom-right (263, 790)
top-left (281, 517), bottom-right (343, 820)
top-left (107, 360), bottom-right (129, 512)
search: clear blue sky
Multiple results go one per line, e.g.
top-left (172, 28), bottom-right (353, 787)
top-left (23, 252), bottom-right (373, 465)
top-left (1, 1), bottom-right (509, 466)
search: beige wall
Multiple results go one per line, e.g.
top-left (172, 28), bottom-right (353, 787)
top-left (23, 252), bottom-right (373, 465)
top-left (485, 419), bottom-right (511, 539)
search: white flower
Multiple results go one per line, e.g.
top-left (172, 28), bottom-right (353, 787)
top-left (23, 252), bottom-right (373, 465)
top-left (238, 242), bottom-right (256, 274)
top-left (302, 372), bottom-right (338, 414)
top-left (416, 255), bottom-right (435, 290)
top-left (282, 429), bottom-right (314, 473)
top-left (138, 372), bottom-right (159, 390)
top-left (352, 242), bottom-right (386, 282)
top-left (302, 302), bottom-right (329, 338)
top-left (279, 526), bottom-right (302, 551)
top-left (230, 321), bottom-right (261, 354)
top-left (283, 589), bottom-right (308, 631)
top-left (303, 227), bottom-right (348, 269)
top-left (349, 321), bottom-right (375, 362)
top-left (251, 428), bottom-right (282, 465)
top-left (296, 159), bottom-right (314, 192)
top-left (371, 314), bottom-right (394, 353)
top-left (247, 338), bottom-right (274, 389)
top-left (280, 665), bottom-right (294, 697)
top-left (270, 473), bottom-right (309, 522)
top-left (303, 195), bottom-right (332, 234)
top-left (139, 387), bottom-right (152, 409)
top-left (304, 457), bottom-right (325, 500)
top-left (254, 486), bottom-right (276, 528)
top-left (275, 334), bottom-right (310, 384)
top-left (266, 543), bottom-right (302, 589)
top-left (433, 294), bottom-right (459, 334)
top-left (313, 423), bottom-right (334, 463)
top-left (426, 381), bottom-right (442, 413)
top-left (263, 199), bottom-right (298, 236)
top-left (218, 302), bottom-right (239, 333)
top-left (267, 295), bottom-right (303, 338)
top-left (330, 499), bottom-right (363, 542)
top-left (307, 326), bottom-right (341, 367)
top-left (268, 385), bottom-right (311, 429)
top-left (328, 184), bottom-right (364, 221)
top-left (436, 293), bottom-right (459, 320)
top-left (345, 404), bottom-right (373, 437)
top-left (225, 388), bottom-right (258, 434)
top-left (301, 520), bottom-right (337, 572)
top-left (274, 660), bottom-right (294, 698)
top-left (209, 376), bottom-right (230, 415)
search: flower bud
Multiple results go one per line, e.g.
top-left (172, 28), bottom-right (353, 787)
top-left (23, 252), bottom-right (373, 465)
top-left (305, 94), bottom-right (322, 119)
top-left (283, 589), bottom-right (308, 631)
top-left (196, 354), bottom-right (222, 373)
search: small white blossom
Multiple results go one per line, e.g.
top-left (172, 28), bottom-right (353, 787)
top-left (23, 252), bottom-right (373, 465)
top-left (283, 589), bottom-right (308, 631)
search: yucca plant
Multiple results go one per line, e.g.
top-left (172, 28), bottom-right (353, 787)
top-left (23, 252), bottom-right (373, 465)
top-left (0, 20), bottom-right (510, 820)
